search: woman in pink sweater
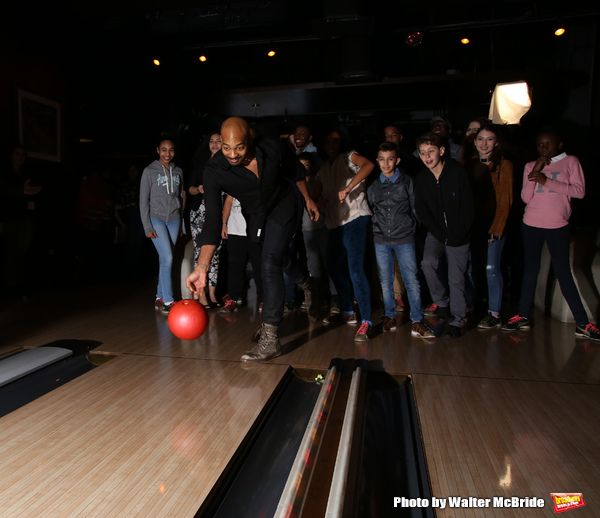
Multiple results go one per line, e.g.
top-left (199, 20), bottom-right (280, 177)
top-left (502, 130), bottom-right (599, 341)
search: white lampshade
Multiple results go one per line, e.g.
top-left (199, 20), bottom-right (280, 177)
top-left (489, 81), bottom-right (531, 125)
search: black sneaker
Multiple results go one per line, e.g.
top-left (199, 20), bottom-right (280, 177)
top-left (442, 325), bottom-right (461, 339)
top-left (161, 301), bottom-right (175, 314)
top-left (477, 313), bottom-right (502, 329)
top-left (435, 305), bottom-right (451, 323)
top-left (575, 322), bottom-right (600, 341)
top-left (501, 315), bottom-right (530, 331)
top-left (323, 312), bottom-right (358, 325)
top-left (283, 301), bottom-right (296, 314)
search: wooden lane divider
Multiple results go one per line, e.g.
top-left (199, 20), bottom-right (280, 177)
top-left (274, 363), bottom-right (340, 518)
top-left (325, 363), bottom-right (363, 518)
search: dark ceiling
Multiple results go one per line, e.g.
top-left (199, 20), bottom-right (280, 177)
top-left (61, 1), bottom-right (598, 83)
top-left (8, 0), bottom-right (600, 152)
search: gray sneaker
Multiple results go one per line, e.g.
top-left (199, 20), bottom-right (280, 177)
top-left (241, 323), bottom-right (282, 362)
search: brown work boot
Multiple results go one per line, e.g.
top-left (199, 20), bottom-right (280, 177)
top-left (298, 277), bottom-right (319, 317)
top-left (241, 323), bottom-right (282, 362)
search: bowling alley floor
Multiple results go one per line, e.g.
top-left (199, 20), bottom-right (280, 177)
top-left (1, 277), bottom-right (599, 517)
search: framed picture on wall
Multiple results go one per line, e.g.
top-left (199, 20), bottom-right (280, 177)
top-left (17, 88), bottom-right (61, 162)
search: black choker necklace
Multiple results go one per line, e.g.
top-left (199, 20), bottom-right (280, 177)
top-left (479, 158), bottom-right (491, 163)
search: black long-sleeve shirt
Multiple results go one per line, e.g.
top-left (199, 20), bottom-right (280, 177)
top-left (200, 136), bottom-right (304, 245)
top-left (414, 158), bottom-right (474, 247)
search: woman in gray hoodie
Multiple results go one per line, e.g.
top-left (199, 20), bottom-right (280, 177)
top-left (139, 134), bottom-right (185, 313)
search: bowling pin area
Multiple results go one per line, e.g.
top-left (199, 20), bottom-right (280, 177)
top-left (1, 277), bottom-right (599, 517)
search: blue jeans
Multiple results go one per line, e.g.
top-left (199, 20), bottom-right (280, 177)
top-left (375, 242), bottom-right (423, 323)
top-left (150, 217), bottom-right (180, 304)
top-left (327, 216), bottom-right (371, 322)
top-left (518, 223), bottom-right (588, 326)
top-left (468, 219), bottom-right (506, 315)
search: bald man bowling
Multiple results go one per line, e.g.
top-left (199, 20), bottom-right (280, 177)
top-left (186, 117), bottom-right (320, 361)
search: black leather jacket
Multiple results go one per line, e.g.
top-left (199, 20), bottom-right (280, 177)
top-left (367, 170), bottom-right (417, 245)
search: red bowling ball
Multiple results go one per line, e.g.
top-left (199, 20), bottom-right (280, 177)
top-left (168, 300), bottom-right (208, 340)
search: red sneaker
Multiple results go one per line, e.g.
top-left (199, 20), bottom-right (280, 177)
top-left (395, 297), bottom-right (406, 312)
top-left (219, 299), bottom-right (238, 314)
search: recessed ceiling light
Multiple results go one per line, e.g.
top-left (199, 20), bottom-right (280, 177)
top-left (199, 55), bottom-right (207, 62)
top-left (461, 37), bottom-right (470, 44)
top-left (555, 27), bottom-right (566, 36)
top-left (268, 50), bottom-right (276, 57)
top-left (153, 59), bottom-right (160, 66)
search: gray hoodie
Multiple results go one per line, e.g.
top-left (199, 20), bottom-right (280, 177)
top-left (139, 160), bottom-right (184, 235)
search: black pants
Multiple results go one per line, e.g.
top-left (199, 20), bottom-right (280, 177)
top-left (261, 194), bottom-right (308, 326)
top-left (226, 234), bottom-right (263, 302)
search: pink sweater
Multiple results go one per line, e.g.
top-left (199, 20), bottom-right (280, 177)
top-left (521, 153), bottom-right (585, 229)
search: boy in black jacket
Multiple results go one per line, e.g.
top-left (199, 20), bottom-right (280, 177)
top-left (367, 142), bottom-right (435, 338)
top-left (414, 132), bottom-right (474, 338)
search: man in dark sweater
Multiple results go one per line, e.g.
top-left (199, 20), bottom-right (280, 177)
top-left (186, 117), bottom-right (320, 361)
top-left (414, 132), bottom-right (474, 338)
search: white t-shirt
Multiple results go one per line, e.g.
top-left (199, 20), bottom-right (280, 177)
top-left (227, 198), bottom-right (247, 236)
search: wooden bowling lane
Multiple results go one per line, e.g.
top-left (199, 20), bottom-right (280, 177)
top-left (260, 309), bottom-right (600, 385)
top-left (3, 279), bottom-right (599, 385)
top-left (413, 373), bottom-right (600, 517)
top-left (0, 354), bottom-right (289, 517)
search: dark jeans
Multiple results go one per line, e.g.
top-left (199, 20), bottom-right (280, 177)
top-left (518, 223), bottom-right (588, 326)
top-left (304, 226), bottom-right (328, 281)
top-left (261, 211), bottom-right (308, 326)
top-left (226, 234), bottom-right (263, 302)
top-left (326, 215), bottom-right (372, 322)
top-left (304, 225), bottom-right (332, 299)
